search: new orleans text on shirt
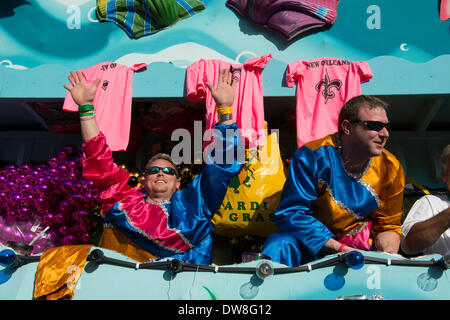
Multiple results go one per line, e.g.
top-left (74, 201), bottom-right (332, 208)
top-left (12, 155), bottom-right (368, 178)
top-left (306, 59), bottom-right (351, 69)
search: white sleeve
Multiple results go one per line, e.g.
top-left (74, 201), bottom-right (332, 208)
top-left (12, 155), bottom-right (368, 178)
top-left (402, 196), bottom-right (434, 237)
top-left (401, 195), bottom-right (435, 254)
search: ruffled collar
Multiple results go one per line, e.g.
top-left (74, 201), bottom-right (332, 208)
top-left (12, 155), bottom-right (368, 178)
top-left (146, 197), bottom-right (171, 205)
top-left (139, 189), bottom-right (171, 205)
top-left (335, 134), bottom-right (371, 181)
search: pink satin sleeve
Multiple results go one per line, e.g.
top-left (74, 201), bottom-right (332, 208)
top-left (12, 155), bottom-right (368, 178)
top-left (82, 132), bottom-right (133, 212)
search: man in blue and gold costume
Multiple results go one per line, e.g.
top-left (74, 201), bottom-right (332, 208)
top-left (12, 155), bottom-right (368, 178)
top-left (262, 95), bottom-right (405, 267)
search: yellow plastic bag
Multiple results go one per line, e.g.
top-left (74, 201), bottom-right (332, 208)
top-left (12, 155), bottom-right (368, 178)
top-left (212, 127), bottom-right (286, 238)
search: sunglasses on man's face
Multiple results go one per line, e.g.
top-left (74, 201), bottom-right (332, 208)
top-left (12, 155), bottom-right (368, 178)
top-left (351, 120), bottom-right (390, 132)
top-left (146, 166), bottom-right (177, 176)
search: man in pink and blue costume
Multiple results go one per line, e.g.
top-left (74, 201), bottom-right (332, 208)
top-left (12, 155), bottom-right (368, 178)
top-left (64, 69), bottom-right (243, 265)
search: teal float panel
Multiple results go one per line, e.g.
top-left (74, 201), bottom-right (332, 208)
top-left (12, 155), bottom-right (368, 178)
top-left (0, 244), bottom-right (449, 300)
top-left (0, 0), bottom-right (449, 98)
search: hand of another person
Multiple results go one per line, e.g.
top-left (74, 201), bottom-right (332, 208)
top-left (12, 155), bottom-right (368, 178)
top-left (63, 70), bottom-right (100, 107)
top-left (205, 68), bottom-right (236, 108)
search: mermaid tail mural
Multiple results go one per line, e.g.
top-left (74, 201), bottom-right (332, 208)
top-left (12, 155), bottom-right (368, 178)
top-left (96, 0), bottom-right (207, 38)
top-left (440, 0), bottom-right (450, 20)
top-left (226, 0), bottom-right (340, 40)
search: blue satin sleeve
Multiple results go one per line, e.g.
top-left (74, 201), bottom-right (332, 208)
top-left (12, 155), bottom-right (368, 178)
top-left (170, 235), bottom-right (213, 265)
top-left (168, 122), bottom-right (244, 261)
top-left (202, 122), bottom-right (245, 215)
top-left (170, 122), bottom-right (244, 225)
top-left (274, 146), bottom-right (334, 257)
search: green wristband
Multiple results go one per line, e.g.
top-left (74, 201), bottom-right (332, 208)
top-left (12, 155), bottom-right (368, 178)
top-left (80, 111), bottom-right (95, 117)
top-left (78, 104), bottom-right (95, 113)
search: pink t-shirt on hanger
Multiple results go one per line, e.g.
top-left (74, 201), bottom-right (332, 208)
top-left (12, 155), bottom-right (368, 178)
top-left (186, 54), bottom-right (272, 148)
top-left (441, 0), bottom-right (450, 20)
top-left (63, 61), bottom-right (147, 151)
top-left (286, 57), bottom-right (372, 148)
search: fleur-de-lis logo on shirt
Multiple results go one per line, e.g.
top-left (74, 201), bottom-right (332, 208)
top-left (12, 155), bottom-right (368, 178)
top-left (231, 66), bottom-right (241, 84)
top-left (315, 69), bottom-right (342, 104)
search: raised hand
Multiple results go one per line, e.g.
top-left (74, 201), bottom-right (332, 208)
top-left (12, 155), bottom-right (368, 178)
top-left (205, 68), bottom-right (236, 108)
top-left (63, 70), bottom-right (100, 106)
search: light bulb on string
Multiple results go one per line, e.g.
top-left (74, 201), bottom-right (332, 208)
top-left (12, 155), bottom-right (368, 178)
top-left (255, 261), bottom-right (274, 280)
top-left (344, 251), bottom-right (365, 270)
top-left (0, 246), bottom-right (15, 285)
top-left (0, 249), bottom-right (16, 267)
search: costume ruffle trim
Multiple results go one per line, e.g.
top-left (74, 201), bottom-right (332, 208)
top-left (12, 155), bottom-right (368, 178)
top-left (117, 201), bottom-right (194, 254)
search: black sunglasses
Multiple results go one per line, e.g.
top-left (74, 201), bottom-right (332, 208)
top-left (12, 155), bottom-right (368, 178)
top-left (351, 120), bottom-right (390, 132)
top-left (146, 166), bottom-right (177, 176)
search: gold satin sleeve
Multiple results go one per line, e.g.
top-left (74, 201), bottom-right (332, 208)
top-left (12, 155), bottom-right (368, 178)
top-left (33, 244), bottom-right (92, 300)
top-left (99, 227), bottom-right (155, 263)
top-left (370, 151), bottom-right (405, 237)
